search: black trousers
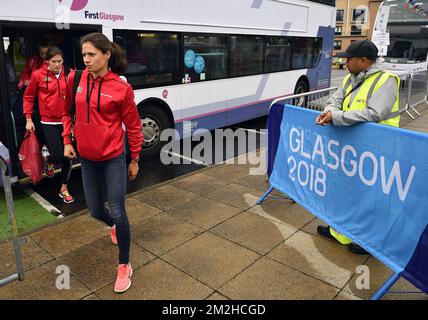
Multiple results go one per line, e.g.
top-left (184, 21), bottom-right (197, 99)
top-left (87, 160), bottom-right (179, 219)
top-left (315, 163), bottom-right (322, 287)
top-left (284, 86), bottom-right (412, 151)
top-left (41, 124), bottom-right (72, 185)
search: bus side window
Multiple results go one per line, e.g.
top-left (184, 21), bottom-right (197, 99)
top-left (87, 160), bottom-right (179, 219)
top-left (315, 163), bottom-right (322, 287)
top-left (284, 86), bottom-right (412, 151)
top-left (183, 34), bottom-right (227, 82)
top-left (114, 30), bottom-right (180, 89)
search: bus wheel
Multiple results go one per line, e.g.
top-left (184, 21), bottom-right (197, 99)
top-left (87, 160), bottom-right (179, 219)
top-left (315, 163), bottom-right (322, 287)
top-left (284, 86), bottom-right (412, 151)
top-left (294, 80), bottom-right (308, 107)
top-left (139, 104), bottom-right (172, 157)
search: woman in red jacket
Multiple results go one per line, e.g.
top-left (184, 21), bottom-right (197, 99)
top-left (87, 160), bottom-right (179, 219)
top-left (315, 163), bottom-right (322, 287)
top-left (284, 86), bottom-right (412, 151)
top-left (24, 46), bottom-right (74, 203)
top-left (63, 33), bottom-right (143, 294)
top-left (18, 40), bottom-right (49, 89)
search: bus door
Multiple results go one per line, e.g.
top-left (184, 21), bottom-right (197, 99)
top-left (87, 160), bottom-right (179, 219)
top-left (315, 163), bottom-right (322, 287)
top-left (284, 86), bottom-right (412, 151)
top-left (313, 26), bottom-right (334, 90)
top-left (0, 25), bottom-right (19, 181)
top-left (0, 21), bottom-right (101, 180)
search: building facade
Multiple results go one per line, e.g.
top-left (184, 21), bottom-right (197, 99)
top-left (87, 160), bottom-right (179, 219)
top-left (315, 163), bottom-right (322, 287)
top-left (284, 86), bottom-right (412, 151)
top-left (334, 0), bottom-right (382, 55)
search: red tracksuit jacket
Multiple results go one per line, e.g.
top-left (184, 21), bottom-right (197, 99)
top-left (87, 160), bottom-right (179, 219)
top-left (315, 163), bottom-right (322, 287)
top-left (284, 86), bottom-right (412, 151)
top-left (19, 55), bottom-right (45, 89)
top-left (23, 62), bottom-right (73, 123)
top-left (62, 69), bottom-right (143, 162)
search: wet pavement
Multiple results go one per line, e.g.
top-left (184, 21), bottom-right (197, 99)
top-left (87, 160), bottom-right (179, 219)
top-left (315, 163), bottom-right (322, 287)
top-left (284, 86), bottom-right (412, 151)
top-left (1, 147), bottom-right (426, 300)
top-left (2, 100), bottom-right (428, 300)
top-left (26, 116), bottom-right (268, 216)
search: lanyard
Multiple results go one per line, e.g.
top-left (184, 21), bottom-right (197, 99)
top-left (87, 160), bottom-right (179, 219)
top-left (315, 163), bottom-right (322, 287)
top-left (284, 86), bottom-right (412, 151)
top-left (343, 80), bottom-right (363, 100)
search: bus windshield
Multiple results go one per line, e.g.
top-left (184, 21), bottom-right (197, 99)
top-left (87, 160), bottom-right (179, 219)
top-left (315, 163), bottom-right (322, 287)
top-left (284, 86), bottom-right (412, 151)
top-left (388, 0), bottom-right (428, 22)
top-left (384, 37), bottom-right (428, 63)
top-left (382, 0), bottom-right (428, 64)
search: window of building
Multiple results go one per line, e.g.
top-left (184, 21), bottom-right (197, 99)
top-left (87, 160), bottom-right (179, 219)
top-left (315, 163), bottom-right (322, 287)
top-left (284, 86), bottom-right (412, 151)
top-left (352, 9), bottom-right (367, 23)
top-left (336, 9), bottom-right (344, 22)
top-left (334, 40), bottom-right (342, 50)
top-left (351, 25), bottom-right (362, 36)
top-left (183, 34), bottom-right (227, 82)
top-left (113, 30), bottom-right (180, 89)
top-left (335, 26), bottom-right (342, 35)
top-left (230, 35), bottom-right (264, 77)
top-left (264, 36), bottom-right (292, 72)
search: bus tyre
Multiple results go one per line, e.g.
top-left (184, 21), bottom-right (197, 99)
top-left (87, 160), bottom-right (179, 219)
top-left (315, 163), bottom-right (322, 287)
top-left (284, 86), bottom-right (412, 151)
top-left (139, 104), bottom-right (172, 157)
top-left (294, 80), bottom-right (309, 107)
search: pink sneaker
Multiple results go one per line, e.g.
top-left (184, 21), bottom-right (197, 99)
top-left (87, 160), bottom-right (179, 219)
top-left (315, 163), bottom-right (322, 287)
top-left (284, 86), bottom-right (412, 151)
top-left (114, 264), bottom-right (133, 293)
top-left (58, 189), bottom-right (74, 204)
top-left (109, 225), bottom-right (118, 245)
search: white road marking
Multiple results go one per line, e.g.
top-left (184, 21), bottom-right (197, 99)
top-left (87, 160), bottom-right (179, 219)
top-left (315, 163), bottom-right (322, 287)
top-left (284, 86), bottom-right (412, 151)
top-left (161, 150), bottom-right (208, 166)
top-left (233, 127), bottom-right (267, 135)
top-left (21, 186), bottom-right (62, 215)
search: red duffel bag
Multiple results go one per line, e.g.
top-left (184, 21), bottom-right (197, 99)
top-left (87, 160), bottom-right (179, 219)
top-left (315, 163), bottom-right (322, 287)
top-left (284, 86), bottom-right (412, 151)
top-left (19, 131), bottom-right (43, 184)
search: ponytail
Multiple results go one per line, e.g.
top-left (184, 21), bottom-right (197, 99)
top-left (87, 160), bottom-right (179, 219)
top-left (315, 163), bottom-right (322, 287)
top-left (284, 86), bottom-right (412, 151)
top-left (80, 32), bottom-right (128, 75)
top-left (109, 42), bottom-right (128, 75)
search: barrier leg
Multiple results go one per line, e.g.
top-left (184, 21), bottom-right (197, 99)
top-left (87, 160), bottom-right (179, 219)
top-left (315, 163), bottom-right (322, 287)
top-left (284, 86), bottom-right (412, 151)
top-left (0, 158), bottom-right (25, 287)
top-left (371, 272), bottom-right (401, 300)
top-left (256, 186), bottom-right (274, 205)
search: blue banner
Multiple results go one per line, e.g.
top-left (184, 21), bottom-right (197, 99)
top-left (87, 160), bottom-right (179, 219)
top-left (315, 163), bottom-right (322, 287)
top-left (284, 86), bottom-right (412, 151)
top-left (269, 104), bottom-right (428, 294)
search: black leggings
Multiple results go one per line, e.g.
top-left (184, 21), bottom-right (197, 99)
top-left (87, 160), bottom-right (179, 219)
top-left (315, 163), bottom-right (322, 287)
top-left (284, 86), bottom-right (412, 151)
top-left (41, 124), bottom-right (72, 185)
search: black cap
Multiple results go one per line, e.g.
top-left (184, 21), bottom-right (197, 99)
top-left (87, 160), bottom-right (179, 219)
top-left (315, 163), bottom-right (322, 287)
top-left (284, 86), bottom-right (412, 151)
top-left (337, 40), bottom-right (378, 60)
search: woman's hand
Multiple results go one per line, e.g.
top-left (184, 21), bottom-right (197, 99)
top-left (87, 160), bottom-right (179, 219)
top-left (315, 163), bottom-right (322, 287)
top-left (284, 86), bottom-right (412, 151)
top-left (25, 119), bottom-right (35, 132)
top-left (64, 144), bottom-right (77, 159)
top-left (128, 159), bottom-right (139, 181)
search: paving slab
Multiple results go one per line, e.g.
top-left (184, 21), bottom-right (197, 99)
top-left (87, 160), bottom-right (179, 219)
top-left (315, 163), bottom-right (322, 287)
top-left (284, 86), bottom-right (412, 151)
top-left (171, 172), bottom-right (230, 195)
top-left (203, 164), bottom-right (252, 182)
top-left (205, 183), bottom-right (263, 210)
top-left (334, 291), bottom-right (363, 300)
top-left (301, 217), bottom-right (329, 237)
top-left (0, 260), bottom-right (90, 300)
top-left (132, 185), bottom-right (199, 211)
top-left (206, 292), bottom-right (229, 300)
top-left (235, 149), bottom-right (267, 177)
top-left (267, 231), bottom-right (368, 289)
top-left (82, 293), bottom-right (100, 300)
top-left (132, 212), bottom-right (204, 256)
top-left (162, 232), bottom-right (260, 289)
top-left (57, 237), bottom-right (156, 291)
top-left (210, 211), bottom-right (296, 255)
top-left (0, 236), bottom-right (53, 279)
top-left (249, 200), bottom-right (315, 230)
top-left (236, 174), bottom-right (270, 192)
top-left (95, 258), bottom-right (213, 300)
top-left (125, 197), bottom-right (162, 225)
top-left (30, 214), bottom-right (108, 258)
top-left (219, 257), bottom-right (339, 300)
top-left (343, 256), bottom-right (428, 300)
top-left (165, 196), bottom-right (242, 230)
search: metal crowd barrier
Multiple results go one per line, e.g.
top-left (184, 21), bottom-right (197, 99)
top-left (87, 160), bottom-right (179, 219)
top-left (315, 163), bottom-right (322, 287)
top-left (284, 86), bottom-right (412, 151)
top-left (270, 87), bottom-right (339, 111)
top-left (398, 70), bottom-right (428, 119)
top-left (271, 69), bottom-right (428, 119)
top-left (0, 156), bottom-right (25, 287)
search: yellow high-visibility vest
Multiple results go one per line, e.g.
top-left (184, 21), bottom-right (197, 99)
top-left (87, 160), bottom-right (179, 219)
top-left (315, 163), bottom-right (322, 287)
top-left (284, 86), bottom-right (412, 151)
top-left (329, 71), bottom-right (401, 244)
top-left (342, 71), bottom-right (400, 127)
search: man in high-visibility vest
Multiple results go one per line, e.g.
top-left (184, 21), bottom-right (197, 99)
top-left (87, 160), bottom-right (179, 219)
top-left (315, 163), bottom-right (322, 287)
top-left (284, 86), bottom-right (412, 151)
top-left (315, 39), bottom-right (400, 254)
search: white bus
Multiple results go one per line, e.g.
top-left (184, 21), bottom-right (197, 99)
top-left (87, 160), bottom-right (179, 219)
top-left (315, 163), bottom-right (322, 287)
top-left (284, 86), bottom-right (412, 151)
top-left (376, 0), bottom-right (428, 74)
top-left (0, 0), bottom-right (335, 182)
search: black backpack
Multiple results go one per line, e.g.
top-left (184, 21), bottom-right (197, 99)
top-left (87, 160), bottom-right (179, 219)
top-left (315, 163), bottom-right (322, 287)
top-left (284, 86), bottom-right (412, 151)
top-left (69, 69), bottom-right (83, 150)
top-left (70, 69), bottom-right (83, 119)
